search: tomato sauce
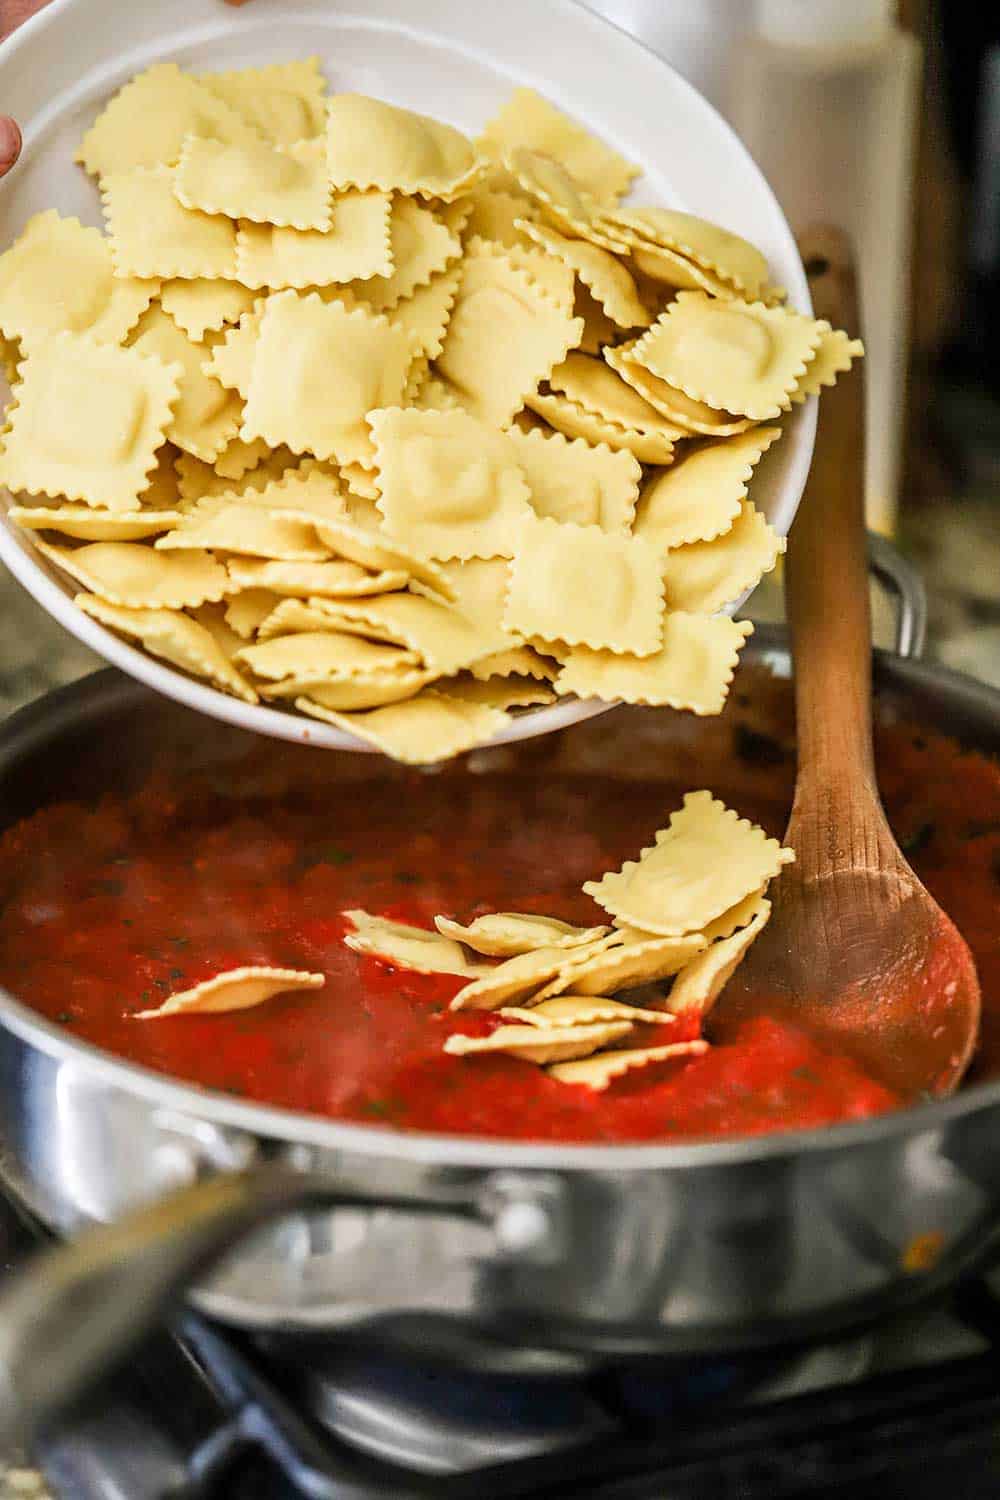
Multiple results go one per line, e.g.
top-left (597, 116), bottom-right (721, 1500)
top-left (0, 685), bottom-right (996, 1143)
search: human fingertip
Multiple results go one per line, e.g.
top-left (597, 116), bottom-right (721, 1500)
top-left (0, 116), bottom-right (21, 172)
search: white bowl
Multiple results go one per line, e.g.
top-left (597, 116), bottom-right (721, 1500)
top-left (0, 0), bottom-right (815, 753)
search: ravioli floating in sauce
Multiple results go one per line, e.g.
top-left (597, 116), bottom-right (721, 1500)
top-left (0, 683), bottom-right (993, 1141)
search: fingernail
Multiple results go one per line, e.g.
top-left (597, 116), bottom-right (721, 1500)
top-left (0, 117), bottom-right (21, 170)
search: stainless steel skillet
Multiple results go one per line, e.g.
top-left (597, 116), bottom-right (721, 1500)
top-left (0, 575), bottom-right (999, 1443)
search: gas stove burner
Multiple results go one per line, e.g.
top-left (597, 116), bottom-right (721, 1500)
top-left (302, 1359), bottom-right (614, 1474)
top-left (249, 1316), bottom-right (879, 1476)
top-left (287, 1341), bottom-right (875, 1474)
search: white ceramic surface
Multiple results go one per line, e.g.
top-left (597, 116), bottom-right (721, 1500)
top-left (0, 0), bottom-right (815, 753)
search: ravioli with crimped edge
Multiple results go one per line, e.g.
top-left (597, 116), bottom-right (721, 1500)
top-left (0, 58), bottom-right (858, 763)
top-left (336, 790), bottom-right (792, 1090)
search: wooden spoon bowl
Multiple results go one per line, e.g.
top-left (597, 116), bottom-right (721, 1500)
top-left (712, 228), bottom-right (980, 1103)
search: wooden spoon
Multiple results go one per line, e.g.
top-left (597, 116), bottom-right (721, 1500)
top-left (712, 227), bottom-right (980, 1102)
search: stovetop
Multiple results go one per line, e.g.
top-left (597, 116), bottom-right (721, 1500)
top-left (3, 1185), bottom-right (1000, 1500)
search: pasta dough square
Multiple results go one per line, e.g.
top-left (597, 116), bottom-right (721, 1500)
top-left (297, 690), bottom-right (509, 764)
top-left (201, 304), bottom-right (262, 398)
top-left (633, 427), bottom-right (782, 552)
top-left (225, 589), bottom-right (283, 639)
top-left (326, 95), bottom-right (481, 199)
top-left (519, 220), bottom-right (649, 328)
top-left (506, 425), bottom-right (640, 531)
top-left (10, 504), bottom-right (182, 542)
top-left (477, 238), bottom-right (575, 314)
top-left (130, 306), bottom-right (242, 462)
top-left (385, 266), bottom-right (461, 362)
top-left (0, 333), bottom-right (180, 511)
top-left (286, 670), bottom-right (436, 712)
top-left (227, 558), bottom-right (403, 599)
top-left (256, 598), bottom-right (373, 640)
top-left (503, 516), bottom-right (665, 656)
top-left (135, 966), bottom-right (323, 1019)
top-left (698, 888), bottom-right (771, 944)
top-left (344, 910), bottom-right (485, 976)
top-left (102, 166), bottom-right (238, 281)
top-left (525, 390), bottom-right (678, 466)
top-left (548, 352), bottom-right (685, 441)
top-left (0, 212), bottom-right (157, 345)
top-left (631, 292), bottom-right (823, 421)
top-left (549, 1040), bottom-right (707, 1090)
top-left (369, 407), bottom-right (533, 560)
top-left (478, 89), bottom-right (639, 205)
top-left (537, 929), bottom-right (707, 999)
top-left (462, 185), bottom-right (538, 247)
top-left (354, 198), bottom-right (461, 310)
top-left (786, 324), bottom-right (865, 404)
top-left (468, 645), bottom-right (557, 682)
top-left (437, 675), bottom-right (554, 711)
top-left (233, 466), bottom-right (347, 520)
top-left (36, 539), bottom-right (228, 609)
top-left (175, 446), bottom-right (294, 504)
top-left (604, 343), bottom-right (754, 436)
top-left (629, 239), bottom-right (738, 299)
top-left (240, 292), bottom-right (411, 465)
top-left (314, 517), bottom-right (456, 599)
top-left (340, 462), bottom-right (382, 502)
top-left (502, 995), bottom-right (673, 1027)
top-left (575, 283), bottom-right (620, 355)
top-left (238, 631), bottom-right (419, 684)
top-left (555, 613), bottom-right (754, 713)
top-left (213, 434), bottom-right (271, 481)
top-left (309, 591), bottom-right (507, 674)
top-left (444, 1020), bottom-right (632, 1064)
top-left (660, 500), bottom-right (785, 614)
top-left (234, 192), bottom-right (393, 290)
top-left (436, 913), bottom-right (608, 956)
top-left (199, 58), bottom-right (327, 146)
top-left (140, 444), bottom-right (184, 508)
top-left (667, 906), bottom-right (771, 1017)
top-left (175, 134), bottom-right (333, 232)
top-left (503, 150), bottom-right (628, 252)
top-left (596, 207), bottom-right (770, 299)
top-left (156, 503), bottom-right (329, 562)
top-left (76, 593), bottom-right (257, 703)
top-left (449, 941), bottom-right (611, 1012)
top-left (159, 278), bottom-right (256, 341)
top-left (433, 558), bottom-right (517, 644)
top-left (75, 63), bottom-right (257, 177)
top-left (584, 791), bottom-right (794, 936)
top-left (436, 244), bottom-right (583, 428)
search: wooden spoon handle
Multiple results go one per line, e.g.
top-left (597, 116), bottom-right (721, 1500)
top-left (785, 228), bottom-right (889, 862)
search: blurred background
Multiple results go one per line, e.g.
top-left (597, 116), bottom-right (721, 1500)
top-left (0, 0), bottom-right (996, 708)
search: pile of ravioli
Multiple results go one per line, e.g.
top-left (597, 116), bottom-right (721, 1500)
top-left (0, 59), bottom-right (862, 763)
top-left (345, 791), bottom-right (795, 1090)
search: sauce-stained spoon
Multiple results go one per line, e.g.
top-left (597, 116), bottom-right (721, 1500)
top-left (712, 227), bottom-right (980, 1101)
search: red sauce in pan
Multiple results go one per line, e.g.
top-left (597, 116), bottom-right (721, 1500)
top-left (0, 699), bottom-right (996, 1142)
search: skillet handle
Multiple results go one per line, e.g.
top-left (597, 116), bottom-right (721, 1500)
top-left (868, 532), bottom-right (927, 660)
top-left (0, 1163), bottom-right (480, 1453)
